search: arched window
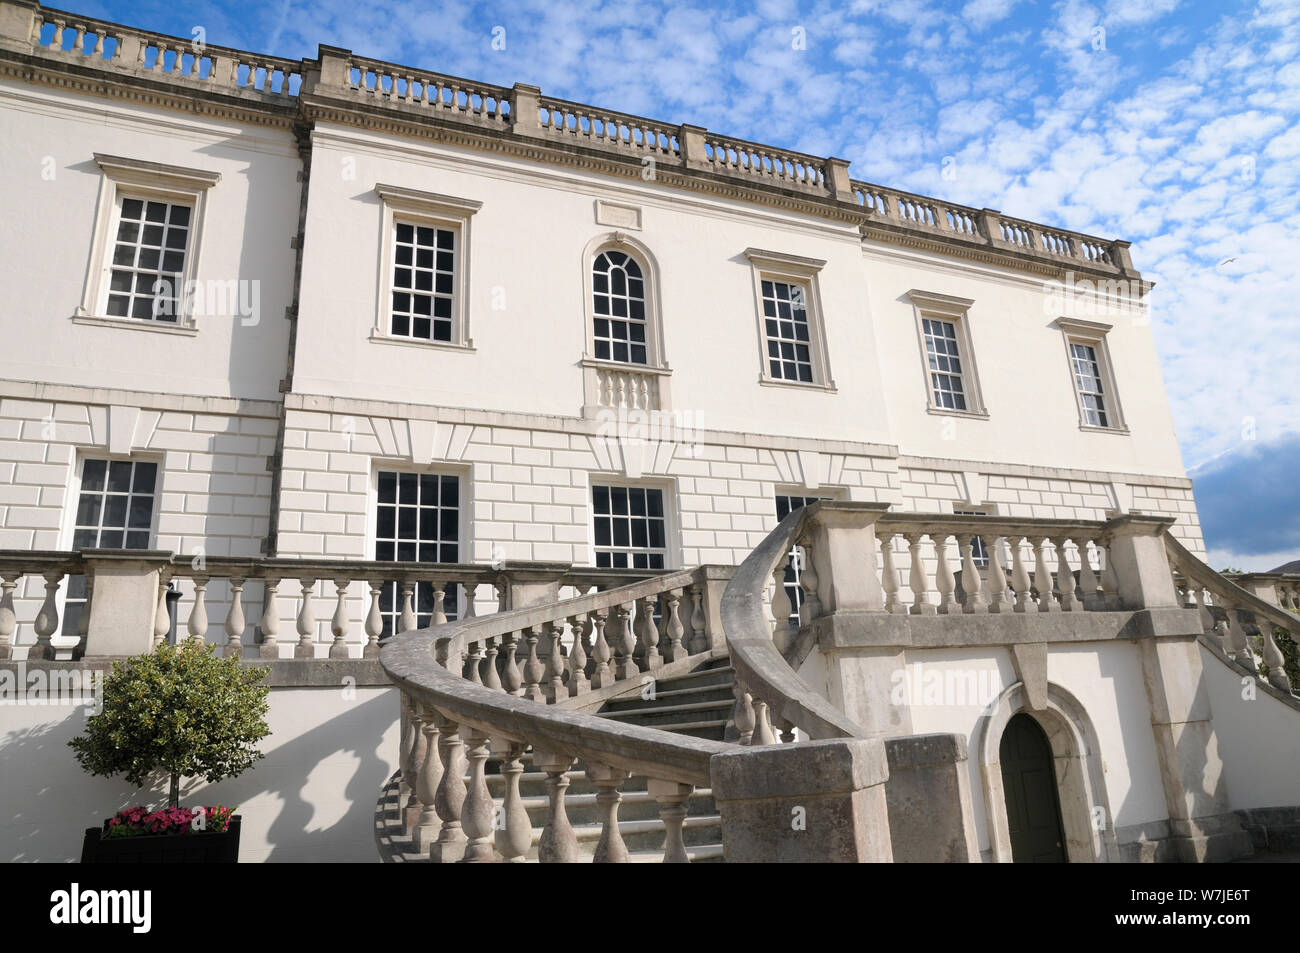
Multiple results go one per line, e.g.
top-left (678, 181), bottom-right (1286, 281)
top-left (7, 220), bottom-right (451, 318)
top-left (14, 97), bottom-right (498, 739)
top-left (591, 250), bottom-right (648, 365)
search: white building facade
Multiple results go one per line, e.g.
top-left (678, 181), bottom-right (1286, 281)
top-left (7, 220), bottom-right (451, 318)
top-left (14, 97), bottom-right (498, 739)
top-left (0, 2), bottom-right (1202, 658)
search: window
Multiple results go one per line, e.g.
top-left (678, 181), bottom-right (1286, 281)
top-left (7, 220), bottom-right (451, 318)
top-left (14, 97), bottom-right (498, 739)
top-left (907, 290), bottom-right (987, 416)
top-left (952, 507), bottom-right (991, 568)
top-left (64, 458), bottom-right (159, 638)
top-left (592, 250), bottom-right (648, 364)
top-left (390, 222), bottom-right (455, 342)
top-left (105, 198), bottom-right (191, 322)
top-left (1057, 318), bottom-right (1126, 431)
top-left (80, 154), bottom-right (220, 331)
top-left (761, 279), bottom-right (814, 383)
top-left (745, 248), bottom-right (834, 389)
top-left (775, 493), bottom-right (832, 624)
top-left (592, 484), bottom-right (667, 569)
top-left (375, 470), bottom-right (461, 637)
top-left (373, 184), bottom-right (481, 350)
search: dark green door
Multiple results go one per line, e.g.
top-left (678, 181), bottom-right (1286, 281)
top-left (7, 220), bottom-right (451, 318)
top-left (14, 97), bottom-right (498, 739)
top-left (999, 713), bottom-right (1068, 863)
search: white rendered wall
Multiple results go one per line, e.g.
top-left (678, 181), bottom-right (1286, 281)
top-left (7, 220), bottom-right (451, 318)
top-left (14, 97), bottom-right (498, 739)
top-left (0, 683), bottom-right (398, 862)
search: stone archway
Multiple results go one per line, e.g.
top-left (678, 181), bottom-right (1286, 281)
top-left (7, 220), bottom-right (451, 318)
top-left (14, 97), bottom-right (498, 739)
top-left (975, 682), bottom-right (1118, 863)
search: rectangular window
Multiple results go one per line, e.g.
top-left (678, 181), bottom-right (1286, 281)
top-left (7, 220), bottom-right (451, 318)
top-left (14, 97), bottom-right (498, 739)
top-left (65, 458), bottom-right (159, 637)
top-left (105, 197), bottom-right (191, 322)
top-left (952, 507), bottom-right (990, 568)
top-left (592, 484), bottom-right (667, 569)
top-left (775, 493), bottom-right (829, 624)
top-left (1069, 342), bottom-right (1109, 428)
top-left (761, 279), bottom-right (815, 383)
top-left (923, 318), bottom-right (968, 411)
top-left (390, 221), bottom-right (455, 342)
top-left (375, 470), bottom-right (460, 637)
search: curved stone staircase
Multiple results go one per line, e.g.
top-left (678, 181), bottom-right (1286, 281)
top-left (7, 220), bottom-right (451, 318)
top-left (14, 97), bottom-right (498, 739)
top-left (376, 657), bottom-right (735, 862)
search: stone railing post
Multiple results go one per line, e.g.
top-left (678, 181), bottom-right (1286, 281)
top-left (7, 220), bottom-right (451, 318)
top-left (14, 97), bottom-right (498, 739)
top-left (308, 43), bottom-right (352, 94)
top-left (0, 0), bottom-right (38, 52)
top-left (824, 157), bottom-right (854, 202)
top-left (710, 738), bottom-right (893, 862)
top-left (882, 734), bottom-right (980, 862)
top-left (1103, 516), bottom-right (1180, 609)
top-left (679, 123), bottom-right (709, 171)
top-left (510, 82), bottom-right (542, 137)
top-left (803, 503), bottom-right (890, 614)
top-left (978, 208), bottom-right (1002, 244)
top-left (81, 550), bottom-right (173, 656)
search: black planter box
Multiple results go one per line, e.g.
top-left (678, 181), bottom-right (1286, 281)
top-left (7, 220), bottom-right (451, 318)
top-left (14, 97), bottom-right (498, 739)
top-left (80, 817), bottom-right (241, 863)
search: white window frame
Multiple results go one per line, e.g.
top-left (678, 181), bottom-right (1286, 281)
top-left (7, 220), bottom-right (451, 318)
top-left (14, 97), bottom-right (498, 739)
top-left (372, 184), bottom-right (481, 351)
top-left (78, 154), bottom-right (220, 334)
top-left (774, 487), bottom-right (844, 624)
top-left (745, 248), bottom-right (835, 391)
top-left (1057, 318), bottom-right (1127, 433)
top-left (906, 290), bottom-right (988, 418)
top-left (586, 476), bottom-right (678, 571)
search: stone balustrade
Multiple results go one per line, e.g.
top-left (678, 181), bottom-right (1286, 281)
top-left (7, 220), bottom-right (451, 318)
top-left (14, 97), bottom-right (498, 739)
top-left (16, 3), bottom-right (301, 98)
top-left (0, 1), bottom-right (1136, 282)
top-left (0, 547), bottom-right (673, 661)
top-left (1167, 537), bottom-right (1300, 696)
top-left (594, 364), bottom-right (660, 411)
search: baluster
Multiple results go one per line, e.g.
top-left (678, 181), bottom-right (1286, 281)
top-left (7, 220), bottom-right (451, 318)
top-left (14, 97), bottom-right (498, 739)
top-left (587, 763), bottom-right (631, 863)
top-left (687, 584), bottom-right (707, 653)
top-left (397, 694), bottom-right (414, 804)
top-left (500, 630), bottom-right (523, 695)
top-left (0, 573), bottom-right (19, 660)
top-left (1010, 537), bottom-right (1035, 613)
top-left (260, 578), bottom-right (281, 658)
top-left (74, 575), bottom-right (92, 659)
top-left (460, 729), bottom-right (495, 862)
top-left (412, 706), bottom-right (442, 850)
top-left (363, 581), bottom-right (383, 657)
top-left (398, 581), bottom-right (416, 632)
top-left (590, 609), bottom-right (612, 688)
top-left (73, 25), bottom-right (85, 53)
top-left (770, 553), bottom-right (793, 649)
top-left (329, 578), bottom-right (350, 658)
top-left (934, 535), bottom-right (959, 614)
top-left (751, 695), bottom-right (777, 745)
top-left (296, 578), bottom-right (316, 657)
top-left (1193, 587), bottom-right (1217, 638)
top-left (224, 576), bottom-right (246, 657)
top-left (878, 534), bottom-right (902, 613)
top-left (1099, 544), bottom-right (1121, 609)
top-left (432, 583), bottom-right (448, 625)
top-left (1053, 538), bottom-right (1079, 611)
top-left (639, 594), bottom-right (662, 670)
top-left (535, 750), bottom-right (579, 863)
top-left (462, 583), bottom-right (478, 619)
top-left (1224, 604), bottom-right (1257, 673)
top-left (798, 541), bottom-right (821, 623)
top-left (567, 613), bottom-right (589, 696)
top-left (47, 19), bottom-right (64, 49)
top-left (544, 620), bottom-right (566, 702)
top-left (429, 714), bottom-right (468, 862)
top-left (775, 716), bottom-right (796, 744)
top-left (188, 575), bottom-right (209, 639)
top-left (731, 680), bottom-right (755, 745)
top-left (402, 700), bottom-right (427, 830)
top-left (522, 625), bottom-right (545, 701)
top-left (662, 589), bottom-right (686, 663)
top-left (907, 534), bottom-right (934, 615)
top-left (986, 538), bottom-right (1010, 613)
top-left (464, 641), bottom-right (483, 684)
top-left (1030, 538), bottom-right (1057, 612)
top-left (1261, 622), bottom-right (1292, 693)
top-left (153, 578), bottom-right (170, 648)
top-left (614, 603), bottom-right (637, 680)
top-left (495, 740), bottom-right (531, 862)
top-left (649, 780), bottom-right (693, 864)
top-left (1078, 540), bottom-right (1104, 610)
top-left (959, 537), bottom-right (988, 613)
top-left (482, 636), bottom-right (503, 691)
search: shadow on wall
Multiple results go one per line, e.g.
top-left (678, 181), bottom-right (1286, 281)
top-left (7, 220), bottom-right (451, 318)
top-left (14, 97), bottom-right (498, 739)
top-left (0, 687), bottom-right (399, 863)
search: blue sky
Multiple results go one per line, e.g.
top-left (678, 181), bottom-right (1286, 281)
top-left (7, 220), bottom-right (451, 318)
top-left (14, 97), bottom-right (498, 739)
top-left (82, 0), bottom-right (1300, 569)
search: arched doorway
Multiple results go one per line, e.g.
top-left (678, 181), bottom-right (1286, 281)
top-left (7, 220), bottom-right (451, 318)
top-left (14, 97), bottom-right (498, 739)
top-left (999, 713), bottom-right (1068, 863)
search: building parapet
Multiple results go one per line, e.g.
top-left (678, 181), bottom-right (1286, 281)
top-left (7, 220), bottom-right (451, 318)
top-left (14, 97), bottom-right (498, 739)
top-left (0, 0), bottom-right (1140, 282)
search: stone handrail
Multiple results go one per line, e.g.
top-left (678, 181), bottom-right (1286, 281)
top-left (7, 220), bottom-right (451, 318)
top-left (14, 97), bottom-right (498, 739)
top-left (17, 3), bottom-right (302, 99)
top-left (723, 503), bottom-right (1146, 744)
top-left (1165, 534), bottom-right (1299, 695)
top-left (0, 1), bottom-right (1136, 282)
top-left (1223, 570), bottom-right (1300, 613)
top-left (379, 566), bottom-right (734, 862)
top-left (0, 546), bottom-right (669, 661)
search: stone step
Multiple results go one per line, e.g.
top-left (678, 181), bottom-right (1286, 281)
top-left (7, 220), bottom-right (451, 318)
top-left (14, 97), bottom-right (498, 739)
top-left (603, 683), bottom-right (736, 711)
top-left (600, 699), bottom-right (735, 726)
top-left (649, 663), bottom-right (735, 689)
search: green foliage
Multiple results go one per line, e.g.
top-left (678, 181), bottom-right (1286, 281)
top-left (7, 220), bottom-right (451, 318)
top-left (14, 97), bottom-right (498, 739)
top-left (69, 638), bottom-right (270, 807)
top-left (1218, 566), bottom-right (1244, 575)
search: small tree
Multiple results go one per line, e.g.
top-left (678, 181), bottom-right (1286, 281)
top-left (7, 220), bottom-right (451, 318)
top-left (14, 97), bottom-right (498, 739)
top-left (70, 637), bottom-right (270, 808)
